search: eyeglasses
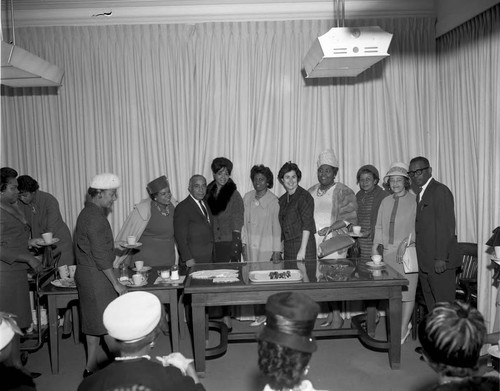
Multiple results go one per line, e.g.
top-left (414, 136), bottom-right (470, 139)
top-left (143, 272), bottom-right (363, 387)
top-left (408, 167), bottom-right (429, 177)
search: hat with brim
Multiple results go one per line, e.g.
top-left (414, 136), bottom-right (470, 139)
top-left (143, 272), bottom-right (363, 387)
top-left (90, 173), bottom-right (120, 189)
top-left (258, 291), bottom-right (319, 353)
top-left (103, 291), bottom-right (161, 343)
top-left (383, 162), bottom-right (409, 184)
top-left (147, 175), bottom-right (169, 194)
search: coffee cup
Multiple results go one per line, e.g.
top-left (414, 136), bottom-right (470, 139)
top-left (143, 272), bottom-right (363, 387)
top-left (132, 273), bottom-right (145, 285)
top-left (42, 232), bottom-right (53, 244)
top-left (134, 260), bottom-right (144, 271)
top-left (352, 226), bottom-right (362, 235)
top-left (372, 269), bottom-right (382, 277)
top-left (371, 255), bottom-right (383, 265)
top-left (58, 265), bottom-right (70, 279)
top-left (494, 246), bottom-right (500, 259)
top-left (68, 265), bottom-right (77, 279)
top-left (159, 269), bottom-right (170, 279)
top-left (127, 236), bottom-right (137, 246)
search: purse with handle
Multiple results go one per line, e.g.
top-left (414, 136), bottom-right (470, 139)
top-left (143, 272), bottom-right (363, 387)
top-left (318, 228), bottom-right (355, 258)
top-left (402, 233), bottom-right (419, 273)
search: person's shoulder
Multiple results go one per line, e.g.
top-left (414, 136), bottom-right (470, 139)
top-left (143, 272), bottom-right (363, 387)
top-left (307, 183), bottom-right (319, 193)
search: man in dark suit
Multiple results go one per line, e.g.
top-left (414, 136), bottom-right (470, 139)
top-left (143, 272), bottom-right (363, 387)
top-left (174, 175), bottom-right (214, 267)
top-left (409, 156), bottom-right (459, 311)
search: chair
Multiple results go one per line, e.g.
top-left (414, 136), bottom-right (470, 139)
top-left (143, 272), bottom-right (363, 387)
top-left (455, 242), bottom-right (478, 306)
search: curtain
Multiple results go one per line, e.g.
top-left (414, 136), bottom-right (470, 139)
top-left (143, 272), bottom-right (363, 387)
top-left (437, 4), bottom-right (500, 335)
top-left (1, 18), bottom-right (437, 236)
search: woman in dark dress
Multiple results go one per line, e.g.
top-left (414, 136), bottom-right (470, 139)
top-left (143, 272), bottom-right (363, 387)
top-left (114, 175), bottom-right (177, 268)
top-left (277, 162), bottom-right (316, 260)
top-left (205, 157), bottom-right (244, 262)
top-left (74, 173), bottom-right (127, 377)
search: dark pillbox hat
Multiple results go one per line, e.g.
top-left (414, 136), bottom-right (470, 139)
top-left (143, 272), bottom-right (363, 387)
top-left (258, 291), bottom-right (319, 353)
top-left (147, 175), bottom-right (169, 194)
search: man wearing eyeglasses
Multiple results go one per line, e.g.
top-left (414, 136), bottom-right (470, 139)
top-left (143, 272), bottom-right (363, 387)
top-left (408, 156), bottom-right (459, 312)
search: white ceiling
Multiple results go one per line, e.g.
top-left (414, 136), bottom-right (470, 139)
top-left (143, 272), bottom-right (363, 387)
top-left (3, 0), bottom-right (436, 27)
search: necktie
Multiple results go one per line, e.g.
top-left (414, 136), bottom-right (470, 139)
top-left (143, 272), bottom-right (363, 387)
top-left (416, 187), bottom-right (423, 204)
top-left (199, 201), bottom-right (209, 222)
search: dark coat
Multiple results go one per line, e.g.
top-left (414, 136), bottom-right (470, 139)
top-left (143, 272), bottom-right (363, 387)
top-left (415, 178), bottom-right (459, 273)
top-left (174, 196), bottom-right (214, 265)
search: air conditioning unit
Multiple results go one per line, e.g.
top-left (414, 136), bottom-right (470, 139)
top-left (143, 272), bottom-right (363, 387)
top-left (303, 26), bottom-right (393, 78)
top-left (1, 41), bottom-right (64, 88)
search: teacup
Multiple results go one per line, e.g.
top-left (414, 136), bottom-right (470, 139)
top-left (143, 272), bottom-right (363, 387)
top-left (127, 236), bottom-right (137, 246)
top-left (371, 255), bottom-right (383, 265)
top-left (134, 260), bottom-right (144, 271)
top-left (58, 265), bottom-right (70, 279)
top-left (372, 269), bottom-right (382, 277)
top-left (68, 265), bottom-right (77, 279)
top-left (158, 269), bottom-right (170, 279)
top-left (132, 273), bottom-right (145, 285)
top-left (352, 226), bottom-right (362, 235)
top-left (42, 232), bottom-right (53, 244)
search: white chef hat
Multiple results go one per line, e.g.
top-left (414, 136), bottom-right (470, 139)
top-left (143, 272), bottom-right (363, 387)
top-left (103, 291), bottom-right (161, 343)
top-left (90, 173), bottom-right (121, 189)
top-left (317, 149), bottom-right (339, 168)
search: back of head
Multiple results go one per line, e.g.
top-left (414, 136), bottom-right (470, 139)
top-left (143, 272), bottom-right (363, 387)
top-left (419, 301), bottom-right (486, 376)
top-left (17, 175), bottom-right (39, 193)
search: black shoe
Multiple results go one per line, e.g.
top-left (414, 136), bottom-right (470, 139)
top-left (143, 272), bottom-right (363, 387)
top-left (415, 346), bottom-right (423, 355)
top-left (83, 369), bottom-right (94, 378)
top-left (419, 355), bottom-right (425, 362)
top-left (29, 372), bottom-right (42, 379)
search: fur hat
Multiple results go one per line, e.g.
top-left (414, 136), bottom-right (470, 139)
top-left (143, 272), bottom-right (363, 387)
top-left (90, 173), bottom-right (120, 189)
top-left (258, 291), bottom-right (319, 353)
top-left (317, 149), bottom-right (339, 168)
top-left (103, 292), bottom-right (161, 343)
top-left (147, 175), bottom-right (169, 194)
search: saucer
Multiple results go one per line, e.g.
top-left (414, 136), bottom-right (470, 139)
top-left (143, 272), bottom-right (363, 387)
top-left (366, 261), bottom-right (385, 268)
top-left (132, 266), bottom-right (151, 272)
top-left (119, 241), bottom-right (142, 249)
top-left (39, 238), bottom-right (60, 246)
top-left (121, 279), bottom-right (148, 287)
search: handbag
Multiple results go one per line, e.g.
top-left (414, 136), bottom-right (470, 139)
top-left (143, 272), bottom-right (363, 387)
top-left (318, 229), bottom-right (355, 258)
top-left (402, 246), bottom-right (419, 274)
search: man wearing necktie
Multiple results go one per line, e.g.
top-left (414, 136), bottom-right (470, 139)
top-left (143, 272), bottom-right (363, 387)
top-left (174, 175), bottom-right (214, 267)
top-left (409, 156), bottom-right (459, 312)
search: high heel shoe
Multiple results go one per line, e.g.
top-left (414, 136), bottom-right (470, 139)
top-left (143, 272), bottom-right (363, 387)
top-left (401, 323), bottom-right (412, 345)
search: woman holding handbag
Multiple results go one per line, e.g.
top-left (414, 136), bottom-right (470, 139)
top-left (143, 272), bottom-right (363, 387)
top-left (372, 162), bottom-right (417, 344)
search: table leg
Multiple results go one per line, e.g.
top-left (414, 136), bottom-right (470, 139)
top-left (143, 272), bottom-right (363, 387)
top-left (366, 304), bottom-right (377, 338)
top-left (169, 291), bottom-right (179, 352)
top-left (47, 296), bottom-right (59, 374)
top-left (192, 305), bottom-right (206, 375)
top-left (387, 289), bottom-right (402, 369)
top-left (71, 304), bottom-right (80, 344)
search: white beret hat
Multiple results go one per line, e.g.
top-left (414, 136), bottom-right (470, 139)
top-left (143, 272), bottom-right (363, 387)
top-left (0, 313), bottom-right (22, 351)
top-left (103, 291), bottom-right (161, 343)
top-left (90, 173), bottom-right (120, 189)
top-left (317, 149), bottom-right (339, 168)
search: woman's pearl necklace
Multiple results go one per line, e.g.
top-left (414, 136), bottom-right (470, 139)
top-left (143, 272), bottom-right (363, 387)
top-left (316, 183), bottom-right (334, 197)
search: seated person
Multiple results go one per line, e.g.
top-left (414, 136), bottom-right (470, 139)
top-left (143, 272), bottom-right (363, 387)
top-left (257, 291), bottom-right (327, 391)
top-left (0, 312), bottom-right (36, 390)
top-left (78, 291), bottom-right (205, 391)
top-left (419, 300), bottom-right (499, 390)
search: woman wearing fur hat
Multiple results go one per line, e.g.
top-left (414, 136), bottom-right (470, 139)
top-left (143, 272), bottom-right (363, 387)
top-left (372, 162), bottom-right (417, 344)
top-left (257, 291), bottom-right (326, 391)
top-left (74, 173), bottom-right (127, 378)
top-left (355, 165), bottom-right (390, 257)
top-left (78, 291), bottom-right (205, 391)
top-left (114, 175), bottom-right (177, 268)
top-left (308, 150), bottom-right (357, 329)
top-left (204, 157), bottom-right (244, 262)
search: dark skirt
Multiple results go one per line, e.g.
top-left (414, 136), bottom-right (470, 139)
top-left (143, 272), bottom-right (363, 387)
top-left (0, 270), bottom-right (32, 329)
top-left (75, 265), bottom-right (118, 336)
top-left (283, 236), bottom-right (317, 260)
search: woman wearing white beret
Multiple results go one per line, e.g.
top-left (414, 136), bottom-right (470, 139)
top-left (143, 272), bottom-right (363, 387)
top-left (74, 173), bottom-right (127, 378)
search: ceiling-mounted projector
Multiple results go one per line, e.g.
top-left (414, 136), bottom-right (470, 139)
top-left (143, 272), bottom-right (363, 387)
top-left (303, 26), bottom-right (393, 78)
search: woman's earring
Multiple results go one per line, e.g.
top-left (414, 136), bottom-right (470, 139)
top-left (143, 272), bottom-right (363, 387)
top-left (150, 342), bottom-right (155, 348)
top-left (304, 365), bottom-right (310, 375)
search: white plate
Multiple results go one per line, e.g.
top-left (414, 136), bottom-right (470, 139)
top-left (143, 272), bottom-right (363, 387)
top-left (39, 238), bottom-right (60, 246)
top-left (488, 346), bottom-right (500, 358)
top-left (119, 241), bottom-right (142, 249)
top-left (121, 279), bottom-right (148, 287)
top-left (154, 276), bottom-right (186, 285)
top-left (249, 270), bottom-right (302, 284)
top-left (132, 266), bottom-right (152, 272)
top-left (51, 278), bottom-right (76, 288)
top-left (366, 261), bottom-right (385, 268)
